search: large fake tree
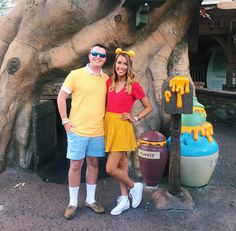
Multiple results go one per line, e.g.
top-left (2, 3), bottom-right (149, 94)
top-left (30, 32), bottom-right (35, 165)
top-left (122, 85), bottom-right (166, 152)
top-left (0, 0), bottom-right (201, 173)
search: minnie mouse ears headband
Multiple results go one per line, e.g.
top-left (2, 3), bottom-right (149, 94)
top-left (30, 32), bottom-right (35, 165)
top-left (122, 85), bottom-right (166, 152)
top-left (115, 48), bottom-right (135, 59)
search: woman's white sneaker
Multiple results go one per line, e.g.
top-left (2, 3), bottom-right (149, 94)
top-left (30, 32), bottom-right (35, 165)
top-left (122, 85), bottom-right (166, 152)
top-left (129, 182), bottom-right (143, 208)
top-left (110, 196), bottom-right (130, 216)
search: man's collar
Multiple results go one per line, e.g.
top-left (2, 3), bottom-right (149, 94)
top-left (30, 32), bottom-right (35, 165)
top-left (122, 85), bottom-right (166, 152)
top-left (85, 64), bottom-right (103, 76)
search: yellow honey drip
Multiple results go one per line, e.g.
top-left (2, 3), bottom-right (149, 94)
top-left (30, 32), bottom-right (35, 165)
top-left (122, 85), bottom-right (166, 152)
top-left (138, 140), bottom-right (166, 147)
top-left (168, 76), bottom-right (190, 108)
top-left (164, 90), bottom-right (172, 102)
top-left (181, 122), bottom-right (214, 142)
top-left (193, 106), bottom-right (207, 117)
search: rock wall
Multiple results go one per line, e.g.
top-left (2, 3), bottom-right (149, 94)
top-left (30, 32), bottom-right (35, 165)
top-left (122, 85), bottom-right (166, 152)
top-left (196, 88), bottom-right (236, 127)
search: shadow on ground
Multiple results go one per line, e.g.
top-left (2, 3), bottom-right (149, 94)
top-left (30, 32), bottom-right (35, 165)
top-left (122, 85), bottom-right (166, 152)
top-left (37, 157), bottom-right (108, 184)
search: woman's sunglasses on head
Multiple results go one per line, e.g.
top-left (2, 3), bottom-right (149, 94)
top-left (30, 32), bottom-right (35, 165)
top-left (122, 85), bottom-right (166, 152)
top-left (91, 51), bottom-right (106, 58)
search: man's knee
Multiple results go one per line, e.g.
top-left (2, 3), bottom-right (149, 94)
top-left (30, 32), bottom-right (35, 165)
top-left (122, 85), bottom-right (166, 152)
top-left (86, 157), bottom-right (98, 168)
top-left (70, 160), bottom-right (83, 172)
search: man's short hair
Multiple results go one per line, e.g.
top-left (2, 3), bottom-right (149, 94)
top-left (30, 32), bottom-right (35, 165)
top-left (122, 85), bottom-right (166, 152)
top-left (90, 43), bottom-right (107, 53)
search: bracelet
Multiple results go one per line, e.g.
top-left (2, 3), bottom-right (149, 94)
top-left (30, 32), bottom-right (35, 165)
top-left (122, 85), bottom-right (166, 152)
top-left (133, 116), bottom-right (140, 122)
top-left (62, 118), bottom-right (69, 125)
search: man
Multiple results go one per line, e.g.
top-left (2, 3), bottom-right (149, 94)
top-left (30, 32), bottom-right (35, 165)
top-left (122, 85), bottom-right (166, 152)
top-left (57, 44), bottom-right (108, 220)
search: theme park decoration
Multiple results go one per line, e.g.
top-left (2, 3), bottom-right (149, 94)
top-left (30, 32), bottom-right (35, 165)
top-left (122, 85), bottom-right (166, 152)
top-left (177, 97), bottom-right (219, 187)
top-left (138, 130), bottom-right (168, 187)
top-left (151, 75), bottom-right (194, 210)
top-left (0, 0), bottom-right (201, 173)
top-left (121, 0), bottom-right (166, 28)
top-left (163, 75), bottom-right (193, 193)
top-left (167, 97), bottom-right (219, 187)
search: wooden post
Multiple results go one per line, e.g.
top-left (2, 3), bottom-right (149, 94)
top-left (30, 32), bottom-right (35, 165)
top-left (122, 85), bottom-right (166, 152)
top-left (169, 114), bottom-right (181, 195)
top-left (162, 76), bottom-right (193, 195)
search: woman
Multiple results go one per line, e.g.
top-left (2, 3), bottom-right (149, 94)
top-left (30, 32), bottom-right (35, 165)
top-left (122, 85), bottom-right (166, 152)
top-left (105, 48), bottom-right (153, 215)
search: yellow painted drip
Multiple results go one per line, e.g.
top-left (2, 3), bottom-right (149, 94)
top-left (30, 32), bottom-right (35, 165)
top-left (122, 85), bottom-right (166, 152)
top-left (177, 93), bottom-right (182, 108)
top-left (193, 107), bottom-right (207, 117)
top-left (169, 76), bottom-right (190, 108)
top-left (138, 140), bottom-right (166, 147)
top-left (164, 90), bottom-right (172, 103)
top-left (181, 122), bottom-right (214, 142)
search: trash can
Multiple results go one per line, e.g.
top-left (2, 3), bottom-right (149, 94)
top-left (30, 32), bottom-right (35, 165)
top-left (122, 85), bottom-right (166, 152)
top-left (138, 130), bottom-right (168, 186)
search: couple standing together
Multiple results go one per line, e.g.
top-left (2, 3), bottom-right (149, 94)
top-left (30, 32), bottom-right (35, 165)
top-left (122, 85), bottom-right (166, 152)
top-left (57, 44), bottom-right (152, 220)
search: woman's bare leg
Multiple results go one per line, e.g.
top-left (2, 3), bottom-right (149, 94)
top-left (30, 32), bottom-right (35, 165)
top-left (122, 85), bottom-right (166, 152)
top-left (106, 151), bottom-right (134, 189)
top-left (118, 154), bottom-right (130, 195)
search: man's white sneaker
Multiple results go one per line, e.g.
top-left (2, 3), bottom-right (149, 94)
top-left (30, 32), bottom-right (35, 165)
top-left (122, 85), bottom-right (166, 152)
top-left (110, 196), bottom-right (130, 216)
top-left (129, 182), bottom-right (143, 208)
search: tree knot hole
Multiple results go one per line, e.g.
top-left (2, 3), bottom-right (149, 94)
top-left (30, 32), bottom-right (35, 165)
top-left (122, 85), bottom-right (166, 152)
top-left (7, 58), bottom-right (21, 75)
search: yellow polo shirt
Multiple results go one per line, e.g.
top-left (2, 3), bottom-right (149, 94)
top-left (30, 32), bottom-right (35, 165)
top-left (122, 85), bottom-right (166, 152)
top-left (62, 65), bottom-right (109, 136)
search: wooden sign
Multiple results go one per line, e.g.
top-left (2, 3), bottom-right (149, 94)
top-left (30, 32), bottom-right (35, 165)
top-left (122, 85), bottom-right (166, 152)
top-left (40, 79), bottom-right (64, 99)
top-left (162, 76), bottom-right (193, 114)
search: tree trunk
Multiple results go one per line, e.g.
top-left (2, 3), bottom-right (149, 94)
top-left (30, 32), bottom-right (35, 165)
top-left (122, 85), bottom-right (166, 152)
top-left (0, 0), bottom-right (202, 172)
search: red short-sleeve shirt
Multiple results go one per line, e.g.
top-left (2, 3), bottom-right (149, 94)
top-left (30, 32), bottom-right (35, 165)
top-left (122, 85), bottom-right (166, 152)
top-left (106, 78), bottom-right (145, 113)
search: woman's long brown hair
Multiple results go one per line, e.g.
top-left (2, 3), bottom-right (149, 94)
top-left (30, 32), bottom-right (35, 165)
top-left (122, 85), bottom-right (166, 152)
top-left (109, 53), bottom-right (136, 94)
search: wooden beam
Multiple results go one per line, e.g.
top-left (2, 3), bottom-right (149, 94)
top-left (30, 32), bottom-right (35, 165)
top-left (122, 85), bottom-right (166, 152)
top-left (122, 0), bottom-right (166, 7)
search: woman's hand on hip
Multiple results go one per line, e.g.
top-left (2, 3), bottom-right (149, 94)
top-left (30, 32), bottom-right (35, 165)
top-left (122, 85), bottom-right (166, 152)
top-left (121, 112), bottom-right (132, 121)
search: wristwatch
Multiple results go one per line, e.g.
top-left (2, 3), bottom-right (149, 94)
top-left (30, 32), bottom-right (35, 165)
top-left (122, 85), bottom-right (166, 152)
top-left (133, 116), bottom-right (140, 122)
top-left (62, 118), bottom-right (69, 125)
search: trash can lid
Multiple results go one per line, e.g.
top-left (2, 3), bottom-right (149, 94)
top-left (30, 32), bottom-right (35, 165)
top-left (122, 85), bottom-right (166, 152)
top-left (140, 130), bottom-right (166, 142)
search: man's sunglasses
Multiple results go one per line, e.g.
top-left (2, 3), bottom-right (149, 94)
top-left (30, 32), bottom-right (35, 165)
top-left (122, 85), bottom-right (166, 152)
top-left (90, 51), bottom-right (106, 58)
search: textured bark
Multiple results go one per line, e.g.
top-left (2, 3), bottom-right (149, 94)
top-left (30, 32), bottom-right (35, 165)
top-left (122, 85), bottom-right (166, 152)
top-left (0, 0), bottom-right (202, 172)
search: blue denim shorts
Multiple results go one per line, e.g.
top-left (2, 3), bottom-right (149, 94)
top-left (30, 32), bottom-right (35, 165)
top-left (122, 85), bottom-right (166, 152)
top-left (66, 132), bottom-right (105, 160)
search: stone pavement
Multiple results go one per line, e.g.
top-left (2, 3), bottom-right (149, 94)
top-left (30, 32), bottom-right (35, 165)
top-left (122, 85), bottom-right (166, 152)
top-left (0, 123), bottom-right (235, 231)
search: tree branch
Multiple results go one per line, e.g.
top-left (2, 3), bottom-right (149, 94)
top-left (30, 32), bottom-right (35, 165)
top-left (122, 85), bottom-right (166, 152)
top-left (0, 0), bottom-right (26, 66)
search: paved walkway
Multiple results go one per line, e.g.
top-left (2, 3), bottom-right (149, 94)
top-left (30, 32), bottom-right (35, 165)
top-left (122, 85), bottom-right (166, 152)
top-left (0, 123), bottom-right (235, 231)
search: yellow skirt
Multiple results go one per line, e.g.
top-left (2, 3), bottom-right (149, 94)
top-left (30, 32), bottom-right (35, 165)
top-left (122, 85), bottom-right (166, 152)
top-left (105, 112), bottom-right (137, 152)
